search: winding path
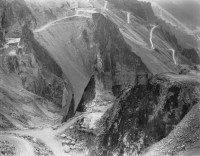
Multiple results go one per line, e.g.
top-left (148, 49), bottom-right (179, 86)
top-left (34, 8), bottom-right (97, 33)
top-left (1, 114), bottom-right (86, 156)
top-left (150, 25), bottom-right (158, 49)
top-left (168, 48), bottom-right (177, 65)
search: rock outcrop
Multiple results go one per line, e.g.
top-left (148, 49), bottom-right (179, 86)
top-left (91, 73), bottom-right (200, 156)
top-left (33, 11), bottom-right (151, 112)
top-left (0, 0), bottom-right (199, 133)
top-left (93, 13), bottom-right (150, 96)
top-left (0, 0), bottom-right (36, 37)
top-left (3, 31), bottom-right (72, 109)
top-left (77, 75), bottom-right (96, 112)
top-left (0, 0), bottom-right (76, 122)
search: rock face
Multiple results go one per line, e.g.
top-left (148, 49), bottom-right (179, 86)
top-left (0, 0), bottom-right (199, 133)
top-left (0, 35), bottom-right (70, 128)
top-left (1, 0), bottom-right (149, 122)
top-left (76, 13), bottom-right (151, 111)
top-left (92, 73), bottom-right (200, 156)
top-left (0, 114), bottom-right (15, 130)
top-left (1, 1), bottom-right (200, 156)
top-left (33, 11), bottom-right (151, 111)
top-left (33, 13), bottom-right (97, 109)
top-left (0, 4), bottom-right (74, 125)
top-left (0, 0), bottom-right (76, 122)
top-left (0, 0), bottom-right (36, 37)
top-left (3, 31), bottom-right (71, 110)
top-left (77, 75), bottom-right (96, 112)
top-left (93, 13), bottom-right (150, 96)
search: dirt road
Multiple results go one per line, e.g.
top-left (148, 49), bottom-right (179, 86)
top-left (0, 135), bottom-right (34, 156)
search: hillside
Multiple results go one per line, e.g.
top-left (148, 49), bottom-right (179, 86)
top-left (0, 0), bottom-right (200, 156)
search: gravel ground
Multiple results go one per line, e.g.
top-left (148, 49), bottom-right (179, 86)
top-left (0, 140), bottom-right (16, 156)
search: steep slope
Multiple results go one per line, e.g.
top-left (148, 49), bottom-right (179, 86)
top-left (0, 0), bottom-right (76, 128)
top-left (33, 16), bottom-right (95, 109)
top-left (91, 73), bottom-right (200, 156)
top-left (0, 67), bottom-right (62, 130)
top-left (0, 0), bottom-right (36, 37)
top-left (91, 0), bottom-right (200, 68)
top-left (142, 92), bottom-right (200, 156)
top-left (0, 0), bottom-right (149, 125)
top-left (91, 0), bottom-right (181, 74)
top-left (33, 10), bottom-right (152, 109)
top-left (0, 0), bottom-right (200, 155)
top-left (93, 13), bottom-right (150, 95)
top-left (1, 0), bottom-right (199, 116)
top-left (148, 1), bottom-right (200, 66)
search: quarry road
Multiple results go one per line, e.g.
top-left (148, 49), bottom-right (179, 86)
top-left (168, 49), bottom-right (177, 65)
top-left (0, 135), bottom-right (34, 156)
top-left (34, 15), bottom-right (78, 33)
top-left (150, 25), bottom-right (158, 49)
top-left (3, 113), bottom-right (86, 156)
top-left (14, 128), bottom-right (66, 156)
top-left (34, 8), bottom-right (96, 33)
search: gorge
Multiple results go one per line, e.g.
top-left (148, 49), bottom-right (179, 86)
top-left (0, 0), bottom-right (200, 156)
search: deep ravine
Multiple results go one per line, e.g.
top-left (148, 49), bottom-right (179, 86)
top-left (0, 0), bottom-right (200, 156)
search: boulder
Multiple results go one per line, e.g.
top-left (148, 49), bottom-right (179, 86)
top-left (60, 134), bottom-right (66, 138)
top-left (63, 145), bottom-right (71, 153)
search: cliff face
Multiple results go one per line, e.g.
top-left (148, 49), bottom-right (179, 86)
top-left (93, 13), bottom-right (150, 96)
top-left (0, 0), bottom-right (199, 126)
top-left (74, 13), bottom-right (151, 112)
top-left (143, 101), bottom-right (200, 156)
top-left (33, 11), bottom-right (151, 113)
top-left (0, 0), bottom-right (78, 124)
top-left (6, 32), bottom-right (75, 119)
top-left (92, 73), bottom-right (200, 156)
top-left (77, 75), bottom-right (96, 112)
top-left (0, 44), bottom-right (64, 129)
top-left (0, 0), bottom-right (36, 37)
top-left (0, 0), bottom-right (151, 123)
top-left (1, 0), bottom-right (200, 155)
